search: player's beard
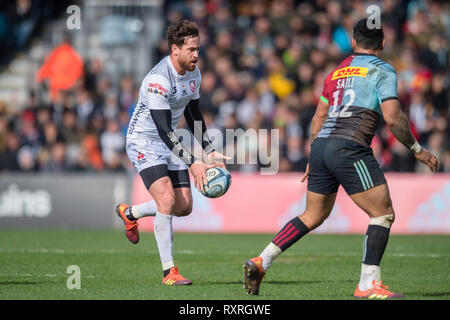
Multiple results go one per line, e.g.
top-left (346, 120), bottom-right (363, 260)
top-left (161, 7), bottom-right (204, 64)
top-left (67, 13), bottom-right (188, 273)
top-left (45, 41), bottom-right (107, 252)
top-left (179, 57), bottom-right (196, 72)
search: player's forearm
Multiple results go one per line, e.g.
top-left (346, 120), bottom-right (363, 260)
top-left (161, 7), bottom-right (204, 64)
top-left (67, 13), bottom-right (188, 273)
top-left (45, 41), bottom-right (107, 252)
top-left (184, 99), bottom-right (215, 154)
top-left (381, 99), bottom-right (422, 154)
top-left (150, 109), bottom-right (196, 166)
top-left (309, 99), bottom-right (330, 143)
top-left (386, 111), bottom-right (417, 150)
top-left (310, 113), bottom-right (327, 143)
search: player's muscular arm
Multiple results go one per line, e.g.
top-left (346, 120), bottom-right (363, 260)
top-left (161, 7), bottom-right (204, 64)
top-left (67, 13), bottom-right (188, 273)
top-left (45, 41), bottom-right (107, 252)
top-left (310, 99), bottom-right (330, 143)
top-left (381, 99), bottom-right (439, 172)
top-left (301, 99), bottom-right (330, 182)
top-left (380, 99), bottom-right (416, 149)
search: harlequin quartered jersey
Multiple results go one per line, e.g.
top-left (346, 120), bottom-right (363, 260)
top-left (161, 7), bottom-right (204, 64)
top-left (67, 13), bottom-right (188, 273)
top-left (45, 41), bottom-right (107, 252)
top-left (317, 53), bottom-right (398, 147)
top-left (127, 55), bottom-right (202, 140)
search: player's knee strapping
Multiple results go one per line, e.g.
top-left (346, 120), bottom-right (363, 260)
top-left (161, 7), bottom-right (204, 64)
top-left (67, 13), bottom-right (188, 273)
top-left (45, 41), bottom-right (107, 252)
top-left (363, 214), bottom-right (394, 266)
top-left (370, 213), bottom-right (395, 228)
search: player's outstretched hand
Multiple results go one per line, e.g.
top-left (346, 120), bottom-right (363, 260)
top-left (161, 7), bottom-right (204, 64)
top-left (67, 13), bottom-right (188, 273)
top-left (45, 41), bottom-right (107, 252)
top-left (207, 151), bottom-right (231, 169)
top-left (415, 148), bottom-right (439, 172)
top-left (190, 160), bottom-right (214, 192)
top-left (301, 163), bottom-right (309, 183)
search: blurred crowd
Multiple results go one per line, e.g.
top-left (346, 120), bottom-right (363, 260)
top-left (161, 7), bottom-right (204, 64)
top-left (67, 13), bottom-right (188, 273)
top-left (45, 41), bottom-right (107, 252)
top-left (0, 0), bottom-right (449, 174)
top-left (0, 0), bottom-right (72, 68)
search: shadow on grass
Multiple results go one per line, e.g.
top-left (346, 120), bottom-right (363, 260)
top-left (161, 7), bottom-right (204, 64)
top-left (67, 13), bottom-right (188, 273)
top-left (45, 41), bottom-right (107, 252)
top-left (195, 280), bottom-right (243, 286)
top-left (265, 279), bottom-right (354, 285)
top-left (0, 281), bottom-right (45, 285)
top-left (407, 291), bottom-right (450, 298)
top-left (194, 279), bottom-right (354, 287)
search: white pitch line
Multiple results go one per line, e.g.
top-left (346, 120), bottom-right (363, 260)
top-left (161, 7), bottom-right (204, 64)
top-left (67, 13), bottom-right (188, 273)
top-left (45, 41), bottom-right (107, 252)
top-left (0, 273), bottom-right (98, 278)
top-left (175, 250), bottom-right (443, 258)
top-left (0, 248), bottom-right (156, 255)
top-left (0, 248), bottom-right (443, 258)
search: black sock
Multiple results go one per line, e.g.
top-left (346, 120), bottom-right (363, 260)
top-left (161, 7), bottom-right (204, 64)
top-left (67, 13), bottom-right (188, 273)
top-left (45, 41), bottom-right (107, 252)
top-left (272, 217), bottom-right (310, 252)
top-left (163, 269), bottom-right (171, 277)
top-left (362, 224), bottom-right (390, 265)
top-left (125, 207), bottom-right (137, 221)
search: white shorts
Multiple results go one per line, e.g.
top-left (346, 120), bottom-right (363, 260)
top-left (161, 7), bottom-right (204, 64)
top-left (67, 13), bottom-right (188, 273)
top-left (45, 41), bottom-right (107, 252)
top-left (126, 137), bottom-right (188, 173)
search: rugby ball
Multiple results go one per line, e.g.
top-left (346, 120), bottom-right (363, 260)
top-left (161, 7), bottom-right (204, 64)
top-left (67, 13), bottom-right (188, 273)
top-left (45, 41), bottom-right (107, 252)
top-left (201, 167), bottom-right (232, 198)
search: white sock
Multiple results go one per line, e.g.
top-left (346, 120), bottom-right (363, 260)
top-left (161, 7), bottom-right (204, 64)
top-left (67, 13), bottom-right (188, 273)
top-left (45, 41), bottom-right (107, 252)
top-left (154, 212), bottom-right (175, 271)
top-left (358, 263), bottom-right (381, 291)
top-left (259, 242), bottom-right (282, 272)
top-left (130, 200), bottom-right (157, 219)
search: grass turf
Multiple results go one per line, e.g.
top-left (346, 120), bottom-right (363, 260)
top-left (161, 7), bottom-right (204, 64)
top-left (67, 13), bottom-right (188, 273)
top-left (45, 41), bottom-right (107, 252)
top-left (0, 229), bottom-right (449, 300)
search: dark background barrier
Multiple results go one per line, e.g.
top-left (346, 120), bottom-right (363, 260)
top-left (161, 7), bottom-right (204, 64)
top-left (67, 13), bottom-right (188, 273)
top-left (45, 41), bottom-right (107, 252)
top-left (0, 173), bottom-right (130, 228)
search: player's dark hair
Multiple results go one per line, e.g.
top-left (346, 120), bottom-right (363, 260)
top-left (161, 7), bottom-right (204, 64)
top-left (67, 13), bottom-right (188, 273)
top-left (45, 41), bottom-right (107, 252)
top-left (353, 18), bottom-right (384, 51)
top-left (166, 20), bottom-right (199, 52)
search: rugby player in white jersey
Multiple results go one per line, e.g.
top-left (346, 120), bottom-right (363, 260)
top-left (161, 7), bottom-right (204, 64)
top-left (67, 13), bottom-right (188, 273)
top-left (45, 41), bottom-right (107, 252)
top-left (116, 20), bottom-right (228, 286)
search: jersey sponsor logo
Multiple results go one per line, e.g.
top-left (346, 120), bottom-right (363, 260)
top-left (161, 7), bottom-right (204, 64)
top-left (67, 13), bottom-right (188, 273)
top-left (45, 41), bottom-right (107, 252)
top-left (137, 152), bottom-right (146, 165)
top-left (148, 82), bottom-right (169, 98)
top-left (189, 80), bottom-right (196, 92)
top-left (148, 82), bottom-right (168, 94)
top-left (128, 103), bottom-right (146, 135)
top-left (331, 67), bottom-right (369, 81)
top-left (148, 88), bottom-right (168, 98)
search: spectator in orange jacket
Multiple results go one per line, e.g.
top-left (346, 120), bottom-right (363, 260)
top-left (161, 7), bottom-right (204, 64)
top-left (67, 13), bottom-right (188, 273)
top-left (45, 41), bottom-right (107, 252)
top-left (36, 37), bottom-right (84, 102)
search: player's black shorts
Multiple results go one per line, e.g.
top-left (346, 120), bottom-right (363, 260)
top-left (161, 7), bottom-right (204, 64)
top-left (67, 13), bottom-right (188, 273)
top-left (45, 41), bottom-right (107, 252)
top-left (307, 138), bottom-right (386, 195)
top-left (139, 164), bottom-right (190, 190)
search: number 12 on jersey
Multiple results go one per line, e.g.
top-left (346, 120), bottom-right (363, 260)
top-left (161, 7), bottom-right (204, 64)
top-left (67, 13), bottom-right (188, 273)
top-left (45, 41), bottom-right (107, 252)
top-left (329, 89), bottom-right (354, 118)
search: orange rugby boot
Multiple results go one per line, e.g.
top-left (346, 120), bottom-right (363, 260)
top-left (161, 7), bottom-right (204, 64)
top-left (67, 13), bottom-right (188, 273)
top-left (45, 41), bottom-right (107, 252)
top-left (243, 256), bottom-right (265, 295)
top-left (161, 266), bottom-right (192, 286)
top-left (115, 204), bottom-right (139, 244)
top-left (354, 280), bottom-right (404, 299)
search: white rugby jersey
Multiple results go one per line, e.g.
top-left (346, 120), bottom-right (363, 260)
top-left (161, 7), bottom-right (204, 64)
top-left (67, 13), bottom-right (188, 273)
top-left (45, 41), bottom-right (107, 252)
top-left (127, 55), bottom-right (202, 140)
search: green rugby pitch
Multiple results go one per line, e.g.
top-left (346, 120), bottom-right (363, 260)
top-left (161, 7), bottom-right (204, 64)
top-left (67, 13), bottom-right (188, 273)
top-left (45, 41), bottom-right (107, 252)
top-left (0, 229), bottom-right (449, 300)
